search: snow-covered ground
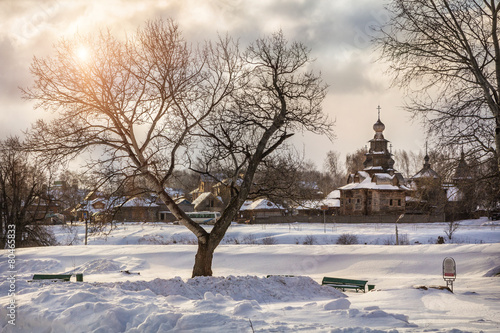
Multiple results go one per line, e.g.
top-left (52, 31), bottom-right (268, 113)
top-left (1, 217), bottom-right (499, 332)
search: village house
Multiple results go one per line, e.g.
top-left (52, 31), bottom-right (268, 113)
top-left (191, 192), bottom-right (224, 212)
top-left (239, 198), bottom-right (284, 222)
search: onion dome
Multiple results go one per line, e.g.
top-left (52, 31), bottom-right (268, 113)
top-left (373, 118), bottom-right (385, 140)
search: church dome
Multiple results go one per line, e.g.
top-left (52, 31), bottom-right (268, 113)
top-left (373, 119), bottom-right (385, 133)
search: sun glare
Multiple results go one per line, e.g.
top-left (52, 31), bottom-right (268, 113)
top-left (76, 45), bottom-right (90, 62)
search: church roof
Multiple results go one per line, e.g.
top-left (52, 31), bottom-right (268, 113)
top-left (453, 151), bottom-right (472, 181)
top-left (339, 171), bottom-right (408, 191)
top-left (362, 109), bottom-right (395, 175)
top-left (412, 154), bottom-right (440, 179)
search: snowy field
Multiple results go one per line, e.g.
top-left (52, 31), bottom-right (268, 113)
top-left (1, 217), bottom-right (500, 332)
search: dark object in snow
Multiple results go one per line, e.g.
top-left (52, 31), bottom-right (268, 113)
top-left (322, 276), bottom-right (375, 293)
top-left (436, 236), bottom-right (445, 244)
top-left (414, 285), bottom-right (453, 293)
top-left (31, 274), bottom-right (72, 282)
top-left (121, 270), bottom-right (140, 275)
top-left (490, 210), bottom-right (500, 221)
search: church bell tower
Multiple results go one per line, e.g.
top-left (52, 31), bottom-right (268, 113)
top-left (362, 106), bottom-right (395, 176)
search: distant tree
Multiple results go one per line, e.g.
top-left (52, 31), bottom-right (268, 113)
top-left (324, 150), bottom-right (346, 189)
top-left (376, 0), bottom-right (500, 173)
top-left (23, 20), bottom-right (333, 276)
top-left (249, 154), bottom-right (323, 208)
top-left (474, 157), bottom-right (500, 214)
top-left (444, 221), bottom-right (460, 242)
top-left (52, 170), bottom-right (85, 218)
top-left (0, 137), bottom-right (57, 248)
top-left (345, 148), bottom-right (366, 175)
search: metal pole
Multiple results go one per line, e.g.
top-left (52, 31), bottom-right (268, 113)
top-left (395, 222), bottom-right (399, 245)
top-left (323, 210), bottom-right (326, 233)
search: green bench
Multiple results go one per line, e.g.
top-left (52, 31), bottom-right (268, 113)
top-left (32, 274), bottom-right (83, 282)
top-left (32, 274), bottom-right (72, 282)
top-left (322, 277), bottom-right (375, 293)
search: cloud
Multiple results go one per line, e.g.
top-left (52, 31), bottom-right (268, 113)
top-left (0, 0), bottom-right (422, 166)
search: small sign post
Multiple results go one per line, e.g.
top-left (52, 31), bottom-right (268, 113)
top-left (443, 257), bottom-right (456, 292)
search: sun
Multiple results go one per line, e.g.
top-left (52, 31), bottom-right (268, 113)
top-left (75, 45), bottom-right (90, 62)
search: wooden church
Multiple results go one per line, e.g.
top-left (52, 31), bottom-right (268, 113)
top-left (338, 109), bottom-right (409, 216)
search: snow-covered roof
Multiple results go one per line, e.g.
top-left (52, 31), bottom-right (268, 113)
top-left (294, 195), bottom-right (341, 210)
top-left (240, 199), bottom-right (283, 211)
top-left (326, 190), bottom-right (340, 199)
top-left (339, 171), bottom-right (408, 191)
top-left (412, 166), bottom-right (440, 179)
top-left (192, 192), bottom-right (219, 206)
top-left (121, 197), bottom-right (159, 208)
top-left (165, 187), bottom-right (185, 197)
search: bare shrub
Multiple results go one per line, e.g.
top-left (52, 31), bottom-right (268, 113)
top-left (242, 234), bottom-right (258, 244)
top-left (262, 236), bottom-right (278, 245)
top-left (399, 233), bottom-right (410, 245)
top-left (60, 224), bottom-right (82, 245)
top-left (138, 234), bottom-right (170, 245)
top-left (303, 235), bottom-right (316, 245)
top-left (336, 233), bottom-right (359, 245)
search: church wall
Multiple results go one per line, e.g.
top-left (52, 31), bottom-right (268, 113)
top-left (340, 189), bottom-right (367, 215)
top-left (374, 190), bottom-right (405, 215)
top-left (340, 189), bottom-right (405, 216)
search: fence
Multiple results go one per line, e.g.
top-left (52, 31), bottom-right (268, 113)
top-left (248, 213), bottom-right (446, 224)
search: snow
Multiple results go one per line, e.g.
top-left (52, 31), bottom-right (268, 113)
top-left (1, 218), bottom-right (499, 332)
top-left (191, 192), bottom-right (214, 206)
top-left (239, 198), bottom-right (283, 211)
top-left (121, 197), bottom-right (159, 208)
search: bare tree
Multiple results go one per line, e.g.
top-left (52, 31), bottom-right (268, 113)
top-left (23, 20), bottom-right (333, 276)
top-left (345, 148), bottom-right (366, 175)
top-left (324, 150), bottom-right (346, 189)
top-left (376, 0), bottom-right (500, 172)
top-left (0, 137), bottom-right (57, 248)
top-left (190, 31), bottom-right (332, 276)
top-left (444, 221), bottom-right (460, 241)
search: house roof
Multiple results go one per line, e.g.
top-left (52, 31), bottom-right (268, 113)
top-left (240, 199), bottom-right (283, 211)
top-left (121, 197), bottom-right (159, 208)
top-left (295, 197), bottom-right (340, 210)
top-left (191, 192), bottom-right (222, 210)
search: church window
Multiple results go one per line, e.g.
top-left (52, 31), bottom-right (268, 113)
top-left (390, 199), bottom-right (393, 206)
top-left (398, 199), bottom-right (401, 206)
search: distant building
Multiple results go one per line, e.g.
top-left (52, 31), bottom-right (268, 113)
top-left (191, 192), bottom-right (224, 212)
top-left (338, 111), bottom-right (408, 216)
top-left (406, 149), bottom-right (446, 216)
top-left (239, 198), bottom-right (284, 221)
top-left (443, 150), bottom-right (475, 220)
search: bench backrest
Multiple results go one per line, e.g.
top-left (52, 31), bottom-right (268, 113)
top-left (322, 277), bottom-right (367, 287)
top-left (32, 274), bottom-right (71, 281)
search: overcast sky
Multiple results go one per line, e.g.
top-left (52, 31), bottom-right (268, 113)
top-left (0, 0), bottom-right (425, 170)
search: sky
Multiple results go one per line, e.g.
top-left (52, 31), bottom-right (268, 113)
top-left (0, 0), bottom-right (425, 170)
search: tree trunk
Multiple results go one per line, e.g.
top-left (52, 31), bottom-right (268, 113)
top-left (192, 238), bottom-right (215, 277)
top-left (496, 122), bottom-right (500, 173)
